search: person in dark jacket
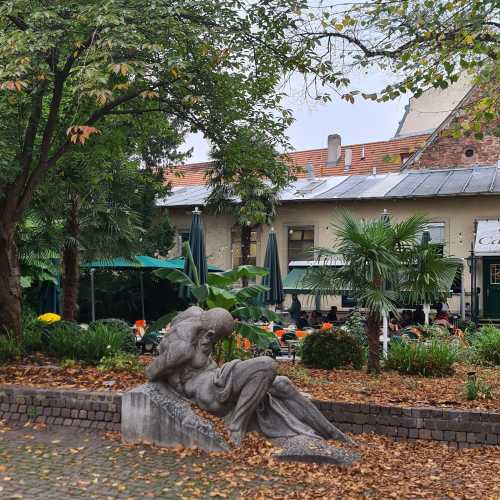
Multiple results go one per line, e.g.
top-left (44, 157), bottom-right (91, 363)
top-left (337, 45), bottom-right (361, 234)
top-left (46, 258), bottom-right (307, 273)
top-left (288, 294), bottom-right (302, 322)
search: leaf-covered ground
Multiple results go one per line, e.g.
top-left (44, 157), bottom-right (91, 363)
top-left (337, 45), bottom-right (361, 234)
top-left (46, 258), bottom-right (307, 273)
top-left (1, 355), bottom-right (499, 411)
top-left (278, 363), bottom-right (500, 411)
top-left (0, 420), bottom-right (499, 499)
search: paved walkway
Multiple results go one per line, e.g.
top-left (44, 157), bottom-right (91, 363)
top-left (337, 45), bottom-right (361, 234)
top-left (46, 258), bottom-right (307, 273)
top-left (0, 424), bottom-right (273, 499)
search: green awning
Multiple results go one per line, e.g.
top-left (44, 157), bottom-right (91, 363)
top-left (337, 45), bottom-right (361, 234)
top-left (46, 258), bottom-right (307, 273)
top-left (82, 255), bottom-right (220, 271)
top-left (283, 267), bottom-right (351, 295)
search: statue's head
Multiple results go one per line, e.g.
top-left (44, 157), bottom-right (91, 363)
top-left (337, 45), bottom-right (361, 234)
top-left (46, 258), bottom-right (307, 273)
top-left (198, 308), bottom-right (234, 353)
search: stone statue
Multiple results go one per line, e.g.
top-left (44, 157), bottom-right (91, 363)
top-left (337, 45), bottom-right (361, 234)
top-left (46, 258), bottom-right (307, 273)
top-left (144, 306), bottom-right (354, 447)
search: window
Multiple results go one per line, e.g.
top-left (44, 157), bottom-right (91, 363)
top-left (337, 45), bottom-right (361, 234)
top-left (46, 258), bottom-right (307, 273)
top-left (179, 230), bottom-right (190, 243)
top-left (465, 148), bottom-right (474, 158)
top-left (231, 227), bottom-right (257, 268)
top-left (491, 264), bottom-right (500, 285)
top-left (287, 225), bottom-right (314, 264)
top-left (418, 222), bottom-right (445, 255)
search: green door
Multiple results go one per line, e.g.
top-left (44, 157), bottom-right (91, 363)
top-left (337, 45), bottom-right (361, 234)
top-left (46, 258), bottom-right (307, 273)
top-left (484, 258), bottom-right (500, 318)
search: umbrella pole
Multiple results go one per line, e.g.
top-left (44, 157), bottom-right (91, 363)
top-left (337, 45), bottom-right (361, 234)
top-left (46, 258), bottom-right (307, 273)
top-left (90, 268), bottom-right (96, 322)
top-left (140, 271), bottom-right (145, 321)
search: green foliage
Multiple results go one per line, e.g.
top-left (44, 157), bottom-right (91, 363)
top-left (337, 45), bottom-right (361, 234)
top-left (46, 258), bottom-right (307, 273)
top-left (89, 319), bottom-right (137, 354)
top-left (339, 310), bottom-right (366, 346)
top-left (60, 359), bottom-right (77, 369)
top-left (21, 308), bottom-right (45, 352)
top-left (98, 352), bottom-right (143, 373)
top-left (301, 330), bottom-right (366, 370)
top-left (43, 321), bottom-right (129, 364)
top-left (75, 324), bottom-right (128, 364)
top-left (464, 376), bottom-right (493, 401)
top-left (214, 337), bottom-right (252, 364)
top-left (44, 321), bottom-right (85, 360)
top-left (385, 339), bottom-right (459, 377)
top-left (154, 246), bottom-right (277, 348)
top-left (0, 331), bottom-right (21, 362)
top-left (471, 325), bottom-right (500, 365)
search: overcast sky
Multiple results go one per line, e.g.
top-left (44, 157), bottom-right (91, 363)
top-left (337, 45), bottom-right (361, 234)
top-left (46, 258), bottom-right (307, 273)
top-left (181, 71), bottom-right (410, 163)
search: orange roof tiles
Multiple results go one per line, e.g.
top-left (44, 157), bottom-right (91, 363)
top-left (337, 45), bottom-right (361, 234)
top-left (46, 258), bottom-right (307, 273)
top-left (166, 134), bottom-right (429, 187)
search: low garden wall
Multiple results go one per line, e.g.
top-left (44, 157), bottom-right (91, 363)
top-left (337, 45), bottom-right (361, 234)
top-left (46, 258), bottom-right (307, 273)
top-left (0, 385), bottom-right (121, 432)
top-left (316, 401), bottom-right (500, 448)
top-left (1, 385), bottom-right (498, 447)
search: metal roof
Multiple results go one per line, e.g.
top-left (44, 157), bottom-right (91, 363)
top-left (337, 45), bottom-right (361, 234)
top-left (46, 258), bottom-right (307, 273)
top-left (157, 165), bottom-right (500, 207)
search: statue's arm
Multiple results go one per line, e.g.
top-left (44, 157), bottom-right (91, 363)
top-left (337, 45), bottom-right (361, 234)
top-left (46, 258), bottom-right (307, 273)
top-left (145, 337), bottom-right (193, 381)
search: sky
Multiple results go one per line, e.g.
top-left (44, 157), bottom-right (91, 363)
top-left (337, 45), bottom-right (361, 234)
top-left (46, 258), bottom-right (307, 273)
top-left (180, 72), bottom-right (410, 163)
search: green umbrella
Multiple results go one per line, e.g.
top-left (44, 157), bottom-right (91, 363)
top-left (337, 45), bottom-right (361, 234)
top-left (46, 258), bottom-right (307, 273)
top-left (181, 207), bottom-right (208, 300)
top-left (262, 229), bottom-right (284, 305)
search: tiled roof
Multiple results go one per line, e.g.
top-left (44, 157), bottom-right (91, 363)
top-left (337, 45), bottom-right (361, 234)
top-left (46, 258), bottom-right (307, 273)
top-left (158, 165), bottom-right (500, 207)
top-left (166, 134), bottom-right (430, 187)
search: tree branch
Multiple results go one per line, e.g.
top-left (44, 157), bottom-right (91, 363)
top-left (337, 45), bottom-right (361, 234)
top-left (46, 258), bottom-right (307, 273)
top-left (6, 15), bottom-right (28, 30)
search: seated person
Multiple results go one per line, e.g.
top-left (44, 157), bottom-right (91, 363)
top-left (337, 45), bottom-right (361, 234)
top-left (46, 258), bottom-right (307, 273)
top-left (310, 310), bottom-right (323, 325)
top-left (296, 311), bottom-right (311, 330)
top-left (388, 312), bottom-right (399, 333)
top-left (399, 309), bottom-right (413, 328)
top-left (326, 306), bottom-right (338, 322)
top-left (433, 303), bottom-right (452, 328)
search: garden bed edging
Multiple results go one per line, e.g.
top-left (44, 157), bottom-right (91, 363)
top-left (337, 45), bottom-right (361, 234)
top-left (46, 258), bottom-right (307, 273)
top-left (0, 385), bottom-right (498, 448)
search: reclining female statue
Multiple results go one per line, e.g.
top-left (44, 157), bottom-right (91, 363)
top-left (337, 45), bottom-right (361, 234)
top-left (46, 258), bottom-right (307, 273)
top-left (145, 306), bottom-right (353, 446)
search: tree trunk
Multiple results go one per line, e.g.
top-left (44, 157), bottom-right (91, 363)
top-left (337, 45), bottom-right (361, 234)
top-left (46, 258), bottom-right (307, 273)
top-left (62, 195), bottom-right (81, 321)
top-left (366, 312), bottom-right (381, 373)
top-left (240, 224), bottom-right (252, 287)
top-left (0, 227), bottom-right (22, 340)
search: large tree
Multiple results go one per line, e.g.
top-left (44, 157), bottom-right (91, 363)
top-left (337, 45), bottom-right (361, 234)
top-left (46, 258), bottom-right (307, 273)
top-left (0, 0), bottom-right (307, 337)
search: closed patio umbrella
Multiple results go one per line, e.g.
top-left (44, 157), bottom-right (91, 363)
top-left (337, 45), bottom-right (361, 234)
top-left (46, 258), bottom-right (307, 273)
top-left (262, 228), bottom-right (284, 306)
top-left (181, 207), bottom-right (208, 300)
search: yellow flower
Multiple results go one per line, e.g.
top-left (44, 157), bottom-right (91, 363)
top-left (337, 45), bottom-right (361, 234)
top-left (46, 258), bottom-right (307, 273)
top-left (37, 313), bottom-right (61, 324)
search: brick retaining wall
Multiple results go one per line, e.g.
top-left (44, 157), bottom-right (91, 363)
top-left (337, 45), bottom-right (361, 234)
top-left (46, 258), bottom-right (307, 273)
top-left (1, 385), bottom-right (498, 447)
top-left (315, 400), bottom-right (500, 448)
top-left (0, 385), bottom-right (121, 431)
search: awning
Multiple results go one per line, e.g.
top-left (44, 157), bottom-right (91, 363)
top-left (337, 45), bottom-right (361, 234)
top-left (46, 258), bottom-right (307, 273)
top-left (283, 267), bottom-right (350, 295)
top-left (82, 255), bottom-right (220, 271)
top-left (474, 220), bottom-right (500, 256)
top-left (283, 268), bottom-right (311, 294)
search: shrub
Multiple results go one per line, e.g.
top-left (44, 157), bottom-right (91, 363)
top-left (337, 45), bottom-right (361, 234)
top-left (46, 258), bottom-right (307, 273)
top-left (98, 352), bottom-right (143, 373)
top-left (301, 329), bottom-right (365, 370)
top-left (89, 319), bottom-right (137, 354)
top-left (472, 325), bottom-right (500, 365)
top-left (44, 321), bottom-right (85, 360)
top-left (0, 332), bottom-right (21, 363)
top-left (339, 310), bottom-right (366, 346)
top-left (464, 376), bottom-right (493, 401)
top-left (385, 338), bottom-right (459, 377)
top-left (44, 321), bottom-right (128, 364)
top-left (21, 308), bottom-right (46, 352)
top-left (76, 323), bottom-right (125, 363)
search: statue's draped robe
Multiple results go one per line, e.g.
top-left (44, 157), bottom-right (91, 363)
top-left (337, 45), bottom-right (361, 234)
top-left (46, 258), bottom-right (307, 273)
top-left (214, 360), bottom-right (328, 440)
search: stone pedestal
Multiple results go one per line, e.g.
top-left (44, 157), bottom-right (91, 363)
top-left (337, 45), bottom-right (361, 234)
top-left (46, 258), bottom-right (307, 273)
top-left (121, 383), bottom-right (229, 452)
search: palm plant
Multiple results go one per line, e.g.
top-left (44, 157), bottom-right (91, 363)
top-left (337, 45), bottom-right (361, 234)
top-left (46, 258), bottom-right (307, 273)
top-left (304, 211), bottom-right (458, 373)
top-left (153, 242), bottom-right (278, 347)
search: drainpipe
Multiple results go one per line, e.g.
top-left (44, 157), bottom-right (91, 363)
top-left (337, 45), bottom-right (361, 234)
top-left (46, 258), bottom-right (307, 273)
top-left (460, 259), bottom-right (466, 319)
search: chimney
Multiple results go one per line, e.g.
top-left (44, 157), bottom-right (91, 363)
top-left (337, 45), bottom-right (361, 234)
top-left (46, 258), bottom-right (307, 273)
top-left (372, 166), bottom-right (377, 176)
top-left (361, 146), bottom-right (365, 160)
top-left (306, 161), bottom-right (315, 180)
top-left (344, 148), bottom-right (352, 172)
top-left (326, 134), bottom-right (341, 167)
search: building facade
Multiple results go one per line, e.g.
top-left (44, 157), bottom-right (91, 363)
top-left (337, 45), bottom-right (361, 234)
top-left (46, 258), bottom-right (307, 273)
top-left (159, 86), bottom-right (500, 319)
